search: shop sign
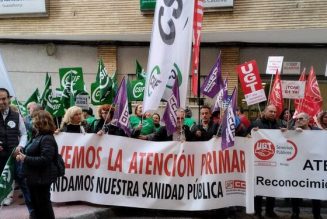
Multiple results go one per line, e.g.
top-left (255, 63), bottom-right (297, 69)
top-left (203, 0), bottom-right (234, 8)
top-left (0, 0), bottom-right (48, 17)
top-left (283, 62), bottom-right (301, 75)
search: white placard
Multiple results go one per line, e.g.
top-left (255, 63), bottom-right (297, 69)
top-left (75, 94), bottom-right (89, 110)
top-left (283, 62), bottom-right (301, 75)
top-left (0, 0), bottom-right (46, 15)
top-left (281, 80), bottom-right (305, 99)
top-left (266, 56), bottom-right (284, 75)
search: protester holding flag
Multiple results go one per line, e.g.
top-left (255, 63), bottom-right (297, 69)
top-left (0, 88), bottom-right (33, 216)
top-left (142, 109), bottom-right (193, 141)
top-left (249, 104), bottom-right (283, 219)
top-left (129, 104), bottom-right (155, 137)
top-left (16, 110), bottom-right (58, 219)
top-left (92, 104), bottom-right (126, 136)
top-left (58, 106), bottom-right (88, 133)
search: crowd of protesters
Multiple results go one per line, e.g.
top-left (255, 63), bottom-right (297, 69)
top-left (1, 86), bottom-right (327, 219)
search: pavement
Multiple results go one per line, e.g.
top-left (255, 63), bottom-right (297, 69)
top-left (0, 192), bottom-right (326, 219)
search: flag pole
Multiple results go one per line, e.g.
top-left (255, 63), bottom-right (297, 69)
top-left (101, 104), bottom-right (113, 131)
top-left (257, 104), bottom-right (262, 118)
top-left (267, 74), bottom-right (274, 106)
top-left (287, 99), bottom-right (291, 129)
top-left (197, 49), bottom-right (201, 125)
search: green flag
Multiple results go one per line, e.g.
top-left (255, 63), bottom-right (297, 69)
top-left (59, 67), bottom-right (85, 108)
top-left (96, 59), bottom-right (113, 100)
top-left (11, 99), bottom-right (28, 117)
top-left (40, 73), bottom-right (51, 108)
top-left (129, 79), bottom-right (145, 101)
top-left (91, 82), bottom-right (113, 105)
top-left (0, 151), bottom-right (15, 204)
top-left (43, 79), bottom-right (65, 117)
top-left (24, 88), bottom-right (40, 107)
top-left (136, 60), bottom-right (146, 80)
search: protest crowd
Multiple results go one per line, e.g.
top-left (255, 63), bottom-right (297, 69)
top-left (1, 56), bottom-right (326, 219)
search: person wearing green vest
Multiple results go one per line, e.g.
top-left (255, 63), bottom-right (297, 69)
top-left (129, 104), bottom-right (155, 137)
top-left (184, 106), bottom-right (196, 129)
top-left (82, 107), bottom-right (96, 126)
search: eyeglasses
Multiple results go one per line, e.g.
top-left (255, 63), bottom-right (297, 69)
top-left (295, 117), bottom-right (305, 121)
top-left (176, 117), bottom-right (184, 120)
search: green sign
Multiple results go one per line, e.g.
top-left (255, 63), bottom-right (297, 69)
top-left (140, 0), bottom-right (156, 11)
top-left (129, 79), bottom-right (145, 101)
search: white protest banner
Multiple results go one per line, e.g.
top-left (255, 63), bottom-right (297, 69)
top-left (75, 94), bottom-right (89, 110)
top-left (236, 60), bottom-right (267, 106)
top-left (0, 52), bottom-right (16, 97)
top-left (266, 56), bottom-right (284, 75)
top-left (252, 129), bottom-right (327, 200)
top-left (143, 0), bottom-right (194, 112)
top-left (281, 80), bottom-right (305, 99)
top-left (283, 62), bottom-right (301, 75)
top-left (52, 133), bottom-right (252, 211)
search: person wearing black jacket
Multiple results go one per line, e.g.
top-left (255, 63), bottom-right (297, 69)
top-left (16, 110), bottom-right (58, 219)
top-left (249, 104), bottom-right (283, 219)
top-left (191, 105), bottom-right (218, 141)
top-left (290, 112), bottom-right (322, 219)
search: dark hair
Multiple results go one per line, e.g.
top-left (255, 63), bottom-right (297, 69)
top-left (31, 110), bottom-right (56, 134)
top-left (152, 113), bottom-right (160, 120)
top-left (279, 108), bottom-right (292, 120)
top-left (0, 88), bottom-right (10, 98)
top-left (200, 105), bottom-right (211, 112)
top-left (83, 107), bottom-right (93, 116)
top-left (211, 110), bottom-right (220, 118)
top-left (319, 111), bottom-right (327, 128)
top-left (134, 104), bottom-right (142, 115)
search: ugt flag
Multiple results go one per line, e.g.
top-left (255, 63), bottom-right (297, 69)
top-left (112, 77), bottom-right (131, 136)
top-left (268, 70), bottom-right (283, 118)
top-left (143, 0), bottom-right (195, 112)
top-left (200, 53), bottom-right (223, 98)
top-left (0, 152), bottom-right (15, 204)
top-left (162, 78), bottom-right (180, 135)
top-left (300, 66), bottom-right (323, 117)
top-left (0, 52), bottom-right (16, 97)
top-left (221, 87), bottom-right (237, 150)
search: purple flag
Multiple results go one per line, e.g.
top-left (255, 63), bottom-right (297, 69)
top-left (162, 78), bottom-right (180, 136)
top-left (200, 53), bottom-right (223, 98)
top-left (221, 87), bottom-right (237, 150)
top-left (212, 77), bottom-right (228, 112)
top-left (112, 77), bottom-right (131, 136)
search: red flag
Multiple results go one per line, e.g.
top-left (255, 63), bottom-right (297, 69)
top-left (299, 66), bottom-right (323, 117)
top-left (268, 70), bottom-right (283, 117)
top-left (294, 68), bottom-right (306, 111)
top-left (191, 0), bottom-right (204, 96)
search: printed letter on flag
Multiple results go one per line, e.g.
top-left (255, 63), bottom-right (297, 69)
top-left (221, 88), bottom-right (237, 150)
top-left (162, 78), bottom-right (180, 135)
top-left (236, 60), bottom-right (266, 106)
top-left (200, 53), bottom-right (223, 98)
top-left (143, 0), bottom-right (195, 112)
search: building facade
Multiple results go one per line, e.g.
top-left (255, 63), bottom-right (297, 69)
top-left (0, 0), bottom-right (326, 119)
